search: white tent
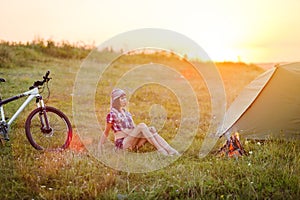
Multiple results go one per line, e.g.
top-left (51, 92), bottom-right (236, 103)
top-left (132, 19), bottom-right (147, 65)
top-left (219, 62), bottom-right (300, 140)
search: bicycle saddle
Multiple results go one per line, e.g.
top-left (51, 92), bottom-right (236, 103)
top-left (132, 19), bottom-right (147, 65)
top-left (0, 78), bottom-right (6, 82)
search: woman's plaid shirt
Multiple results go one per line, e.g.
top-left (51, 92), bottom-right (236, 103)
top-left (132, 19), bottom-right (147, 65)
top-left (106, 108), bottom-right (135, 133)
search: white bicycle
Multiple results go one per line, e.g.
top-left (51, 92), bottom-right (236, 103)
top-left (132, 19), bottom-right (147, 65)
top-left (0, 71), bottom-right (72, 151)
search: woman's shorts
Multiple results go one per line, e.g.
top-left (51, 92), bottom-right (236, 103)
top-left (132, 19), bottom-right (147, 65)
top-left (115, 138), bottom-right (124, 149)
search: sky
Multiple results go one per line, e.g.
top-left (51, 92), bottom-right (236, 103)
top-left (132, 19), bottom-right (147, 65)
top-left (0, 0), bottom-right (300, 63)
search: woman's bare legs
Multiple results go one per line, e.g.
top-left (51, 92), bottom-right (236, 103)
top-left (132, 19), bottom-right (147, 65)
top-left (135, 138), bottom-right (147, 149)
top-left (123, 123), bottom-right (179, 155)
top-left (152, 133), bottom-right (179, 155)
top-left (125, 137), bottom-right (147, 151)
top-left (149, 126), bottom-right (179, 155)
top-left (123, 123), bottom-right (168, 155)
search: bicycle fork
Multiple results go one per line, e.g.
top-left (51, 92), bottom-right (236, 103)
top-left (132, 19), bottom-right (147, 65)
top-left (36, 97), bottom-right (52, 135)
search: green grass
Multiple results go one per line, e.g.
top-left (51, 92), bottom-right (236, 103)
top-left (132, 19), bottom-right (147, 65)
top-left (0, 43), bottom-right (299, 199)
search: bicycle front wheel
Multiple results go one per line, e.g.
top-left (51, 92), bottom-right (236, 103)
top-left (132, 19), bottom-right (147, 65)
top-left (25, 106), bottom-right (72, 151)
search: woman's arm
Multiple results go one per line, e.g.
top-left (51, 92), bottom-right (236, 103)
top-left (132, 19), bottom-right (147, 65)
top-left (100, 123), bottom-right (113, 145)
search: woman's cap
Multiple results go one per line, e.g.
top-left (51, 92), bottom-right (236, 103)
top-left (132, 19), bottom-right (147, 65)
top-left (111, 88), bottom-right (126, 101)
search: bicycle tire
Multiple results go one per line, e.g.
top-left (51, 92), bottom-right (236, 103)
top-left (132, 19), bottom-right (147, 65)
top-left (25, 106), bottom-right (72, 151)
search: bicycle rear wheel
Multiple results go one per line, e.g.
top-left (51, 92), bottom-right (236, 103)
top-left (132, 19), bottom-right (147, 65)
top-left (25, 106), bottom-right (72, 151)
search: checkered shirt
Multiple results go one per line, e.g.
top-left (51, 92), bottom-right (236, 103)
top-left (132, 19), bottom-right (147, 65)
top-left (106, 108), bottom-right (135, 133)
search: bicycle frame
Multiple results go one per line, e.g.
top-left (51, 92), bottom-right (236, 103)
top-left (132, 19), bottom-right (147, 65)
top-left (0, 87), bottom-right (42, 127)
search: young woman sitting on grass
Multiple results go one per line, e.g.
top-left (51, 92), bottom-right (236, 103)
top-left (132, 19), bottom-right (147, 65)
top-left (99, 88), bottom-right (179, 156)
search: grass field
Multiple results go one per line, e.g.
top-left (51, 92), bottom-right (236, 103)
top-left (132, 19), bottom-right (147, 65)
top-left (0, 42), bottom-right (299, 199)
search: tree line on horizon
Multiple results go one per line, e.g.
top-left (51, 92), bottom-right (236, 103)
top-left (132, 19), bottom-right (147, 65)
top-left (0, 38), bottom-right (96, 68)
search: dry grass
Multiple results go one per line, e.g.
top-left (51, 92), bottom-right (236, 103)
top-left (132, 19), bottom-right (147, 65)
top-left (0, 44), bottom-right (299, 199)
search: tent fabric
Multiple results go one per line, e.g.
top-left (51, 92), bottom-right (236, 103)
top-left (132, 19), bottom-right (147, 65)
top-left (219, 62), bottom-right (300, 140)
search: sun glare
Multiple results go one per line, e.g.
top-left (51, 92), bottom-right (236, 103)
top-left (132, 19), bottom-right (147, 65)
top-left (0, 0), bottom-right (300, 63)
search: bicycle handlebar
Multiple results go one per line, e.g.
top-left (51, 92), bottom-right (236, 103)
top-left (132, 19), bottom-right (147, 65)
top-left (43, 71), bottom-right (50, 81)
top-left (29, 71), bottom-right (51, 90)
